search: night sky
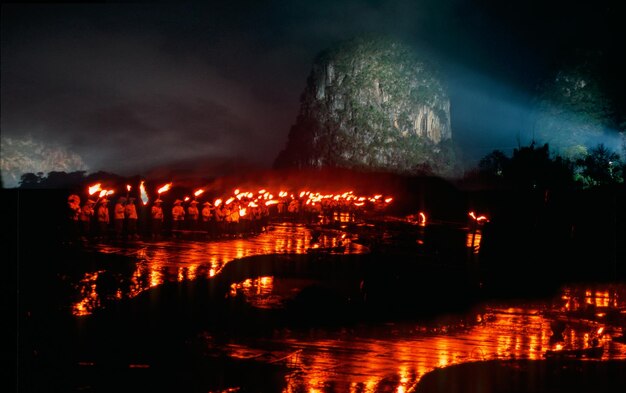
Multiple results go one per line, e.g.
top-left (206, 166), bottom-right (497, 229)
top-left (2, 1), bottom-right (624, 187)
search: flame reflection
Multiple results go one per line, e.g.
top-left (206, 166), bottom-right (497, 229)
top-left (466, 230), bottom-right (482, 254)
top-left (211, 298), bottom-right (626, 392)
top-left (71, 224), bottom-right (364, 315)
top-left (214, 284), bottom-right (626, 392)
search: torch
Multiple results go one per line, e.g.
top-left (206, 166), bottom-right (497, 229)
top-left (139, 181), bottom-right (149, 206)
top-left (88, 183), bottom-right (102, 198)
top-left (157, 183), bottom-right (172, 198)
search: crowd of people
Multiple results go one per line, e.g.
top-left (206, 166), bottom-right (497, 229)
top-left (65, 191), bottom-right (368, 243)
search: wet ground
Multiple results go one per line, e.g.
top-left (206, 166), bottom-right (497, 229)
top-left (14, 211), bottom-right (626, 392)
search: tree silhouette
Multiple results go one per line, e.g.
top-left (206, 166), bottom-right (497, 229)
top-left (575, 143), bottom-right (623, 187)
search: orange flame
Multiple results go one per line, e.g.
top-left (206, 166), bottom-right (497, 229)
top-left (265, 200), bottom-right (279, 206)
top-left (88, 183), bottom-right (102, 195)
top-left (184, 196), bottom-right (190, 202)
top-left (469, 211), bottom-right (489, 222)
top-left (239, 208), bottom-right (247, 217)
top-left (194, 189), bottom-right (204, 197)
top-left (384, 197), bottom-right (393, 203)
top-left (157, 183), bottom-right (172, 194)
top-left (225, 197), bottom-right (235, 205)
top-left (139, 181), bottom-right (149, 205)
top-left (126, 184), bottom-right (131, 192)
top-left (214, 198), bottom-right (222, 207)
top-left (419, 212), bottom-right (427, 226)
top-left (98, 190), bottom-right (107, 198)
top-left (105, 190), bottom-right (114, 196)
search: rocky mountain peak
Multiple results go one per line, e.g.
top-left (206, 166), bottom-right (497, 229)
top-left (275, 37), bottom-right (455, 175)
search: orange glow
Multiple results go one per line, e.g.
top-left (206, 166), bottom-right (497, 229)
top-left (157, 183), bottom-right (172, 194)
top-left (258, 189), bottom-right (266, 194)
top-left (126, 184), bottom-right (131, 192)
top-left (384, 197), bottom-right (393, 203)
top-left (225, 197), bottom-right (235, 205)
top-left (418, 212), bottom-right (427, 226)
top-left (265, 200), bottom-right (279, 206)
top-left (469, 211), bottom-right (489, 222)
top-left (184, 196), bottom-right (190, 202)
top-left (194, 189), bottom-right (205, 197)
top-left (98, 190), bottom-right (107, 198)
top-left (105, 190), bottom-right (114, 196)
top-left (598, 327), bottom-right (604, 335)
top-left (239, 208), bottom-right (247, 217)
top-left (234, 189), bottom-right (240, 195)
top-left (214, 198), bottom-right (223, 207)
top-left (88, 183), bottom-right (102, 195)
top-left (248, 201), bottom-right (258, 208)
top-left (139, 181), bottom-right (149, 205)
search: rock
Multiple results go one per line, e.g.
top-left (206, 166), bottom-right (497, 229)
top-left (275, 36), bottom-right (456, 175)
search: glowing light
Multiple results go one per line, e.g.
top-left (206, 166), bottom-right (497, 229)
top-left (234, 189), bottom-right (240, 195)
top-left (139, 181), bottom-right (149, 205)
top-left (184, 196), bottom-right (190, 202)
top-left (418, 212), bottom-right (427, 226)
top-left (469, 211), bottom-right (489, 222)
top-left (225, 197), bottom-right (235, 205)
top-left (126, 184), bottom-right (131, 192)
top-left (384, 197), bottom-right (393, 203)
top-left (214, 198), bottom-right (223, 207)
top-left (157, 183), bottom-right (172, 194)
top-left (88, 183), bottom-right (102, 195)
top-left (98, 190), bottom-right (107, 198)
top-left (265, 200), bottom-right (279, 206)
top-left (194, 189), bottom-right (205, 197)
top-left (258, 189), bottom-right (266, 194)
top-left (105, 190), bottom-right (114, 196)
top-left (239, 208), bottom-right (247, 217)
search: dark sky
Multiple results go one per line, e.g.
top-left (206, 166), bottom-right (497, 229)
top-left (1, 1), bottom-right (623, 186)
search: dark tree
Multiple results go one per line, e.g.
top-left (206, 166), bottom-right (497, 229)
top-left (19, 173), bottom-right (44, 188)
top-left (575, 143), bottom-right (623, 187)
top-left (479, 150), bottom-right (509, 177)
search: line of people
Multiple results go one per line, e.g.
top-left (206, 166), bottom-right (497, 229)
top-left (67, 194), bottom-right (273, 242)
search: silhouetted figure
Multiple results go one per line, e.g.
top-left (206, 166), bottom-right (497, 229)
top-left (187, 200), bottom-right (199, 231)
top-left (66, 194), bottom-right (81, 243)
top-left (96, 198), bottom-right (110, 240)
top-left (150, 199), bottom-right (164, 239)
top-left (79, 198), bottom-right (95, 240)
top-left (113, 197), bottom-right (126, 240)
top-left (125, 197), bottom-right (139, 239)
top-left (172, 199), bottom-right (185, 237)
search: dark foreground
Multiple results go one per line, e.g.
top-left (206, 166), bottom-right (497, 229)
top-left (7, 184), bottom-right (626, 392)
top-left (416, 359), bottom-right (626, 393)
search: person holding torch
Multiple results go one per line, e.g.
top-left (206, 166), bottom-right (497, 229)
top-left (150, 199), bottom-right (164, 239)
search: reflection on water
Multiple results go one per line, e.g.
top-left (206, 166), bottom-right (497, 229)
top-left (71, 224), bottom-right (366, 315)
top-left (214, 289), bottom-right (626, 393)
top-left (465, 229), bottom-right (482, 254)
top-left (229, 276), bottom-right (277, 309)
